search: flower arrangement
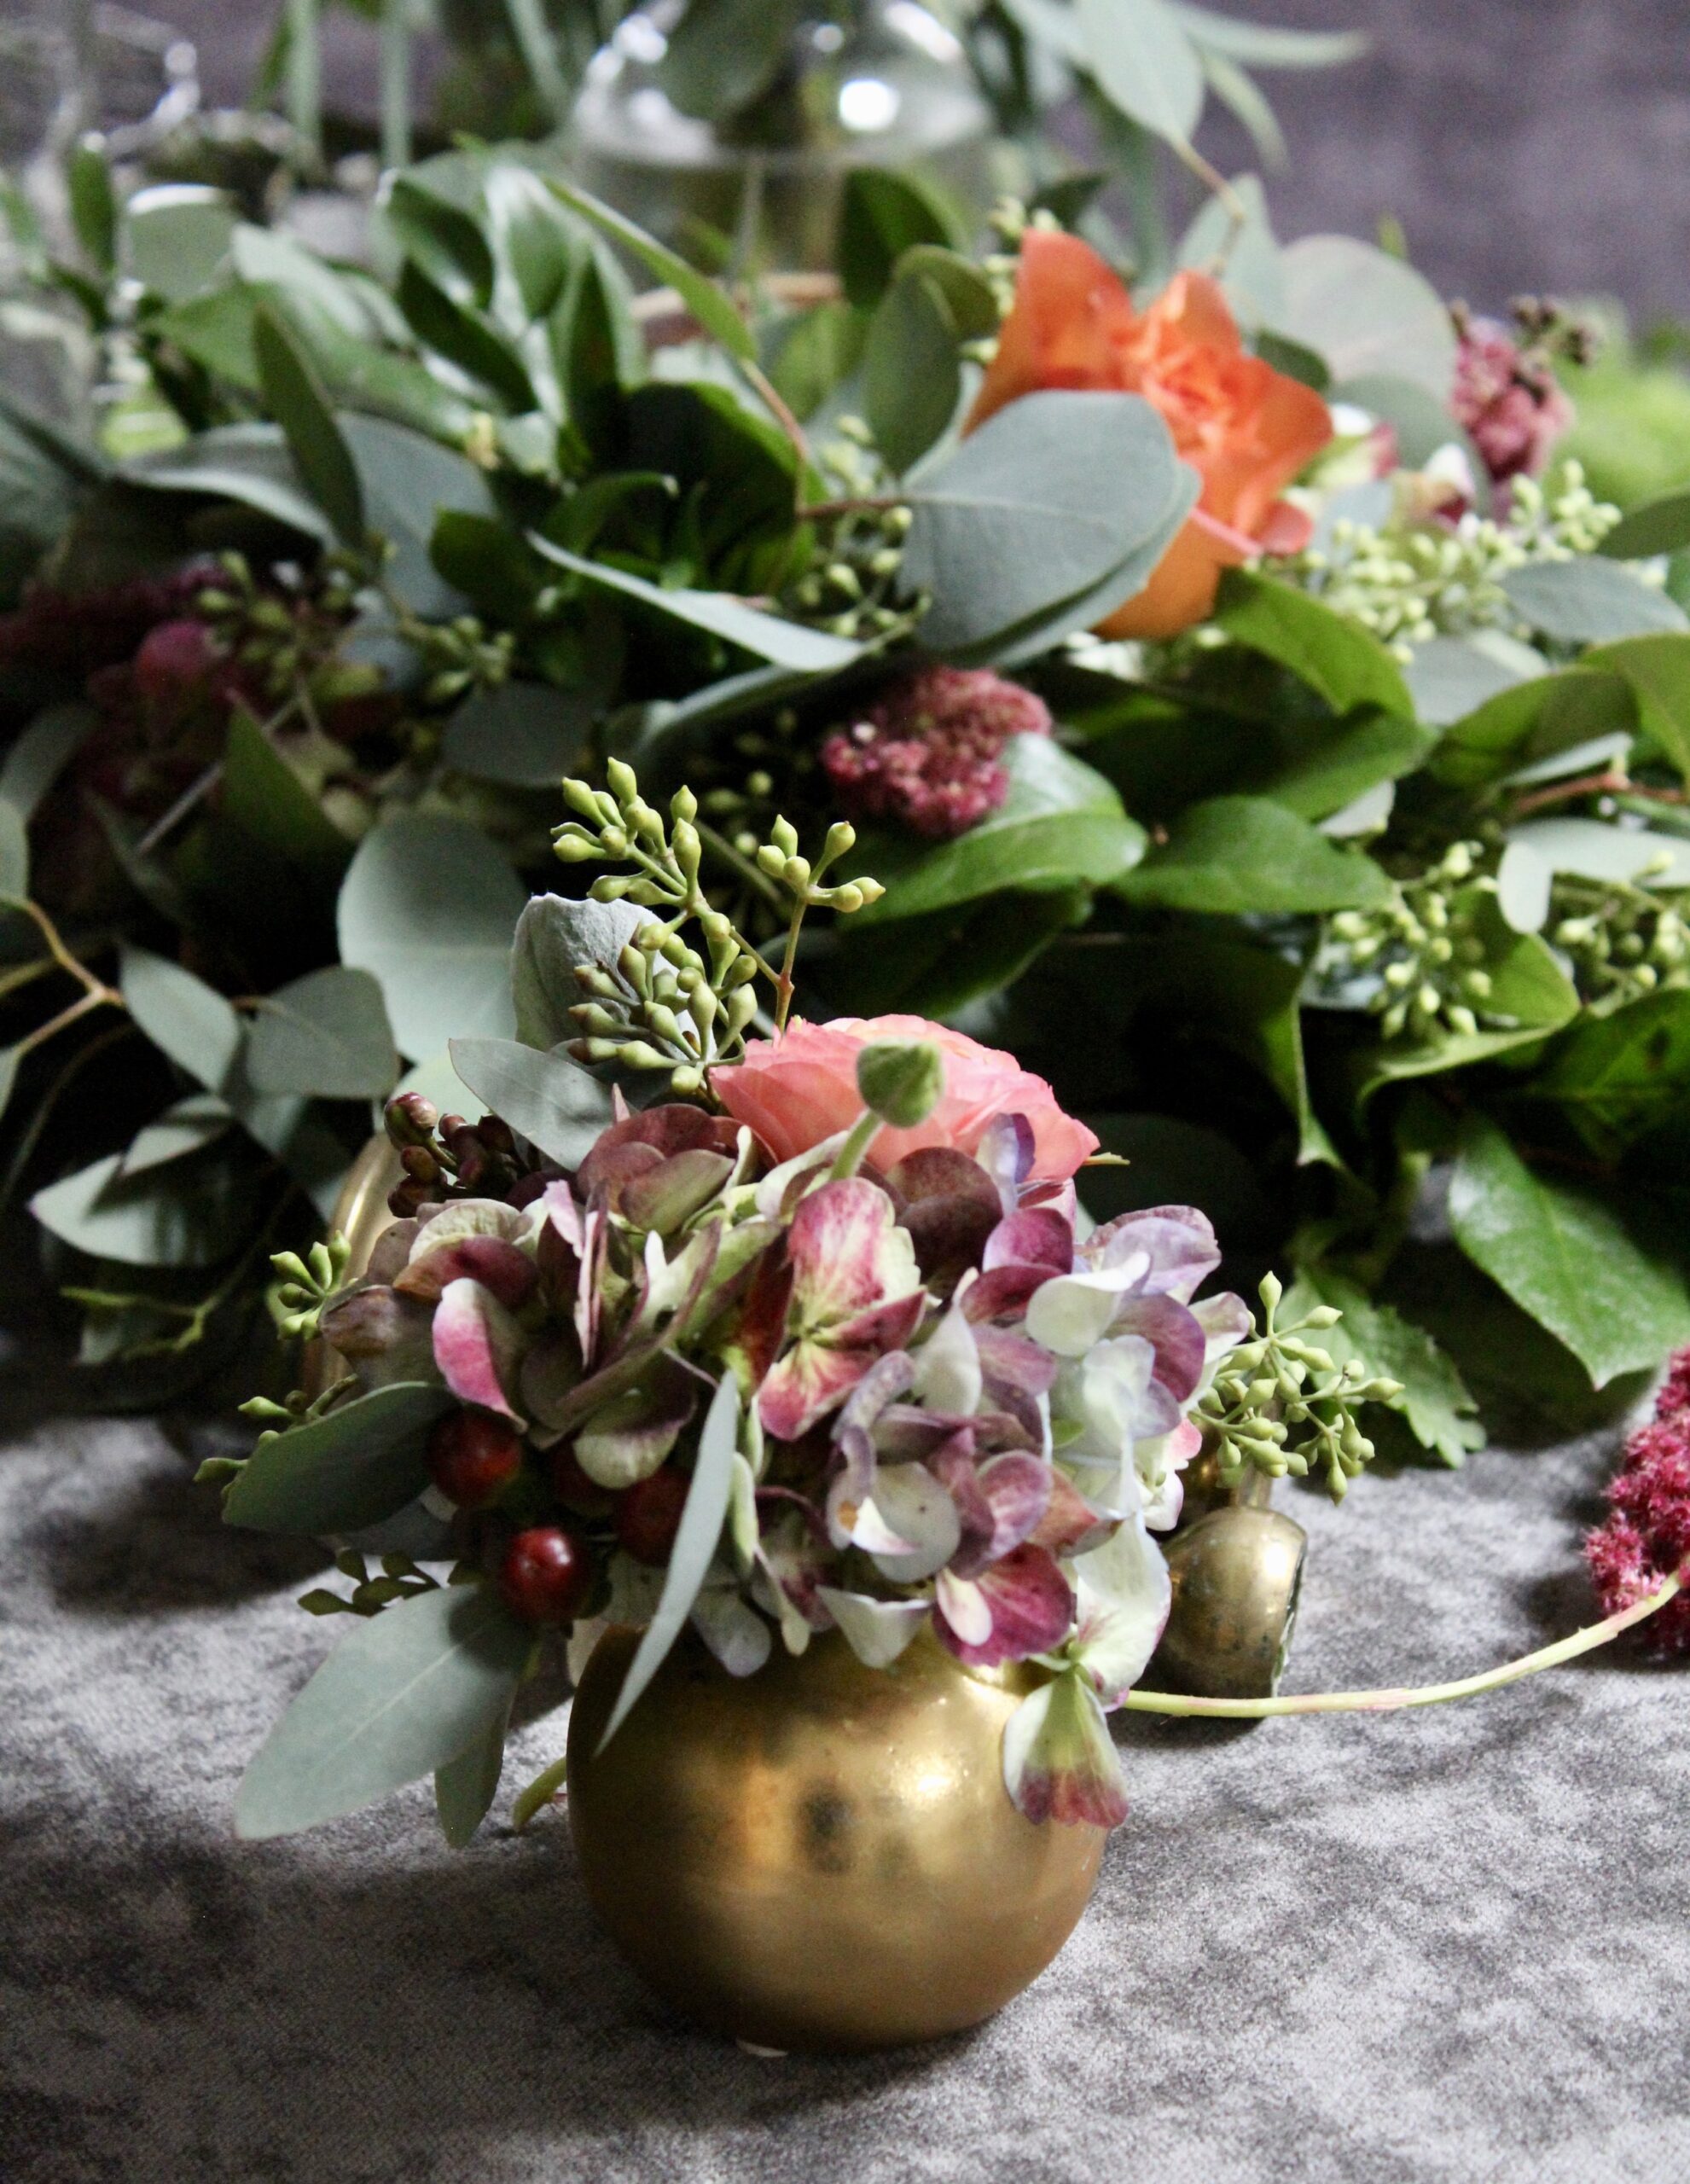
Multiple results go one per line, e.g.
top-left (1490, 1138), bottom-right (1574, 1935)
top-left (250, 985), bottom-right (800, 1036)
top-left (3, 113), bottom-right (1690, 1471)
top-left (216, 761), bottom-right (1406, 1843)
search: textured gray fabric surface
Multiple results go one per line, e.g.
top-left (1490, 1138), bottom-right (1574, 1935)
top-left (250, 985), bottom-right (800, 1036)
top-left (2, 1406), bottom-right (1687, 2184)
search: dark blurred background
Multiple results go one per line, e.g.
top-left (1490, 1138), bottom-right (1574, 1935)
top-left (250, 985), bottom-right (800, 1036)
top-left (103, 0), bottom-right (1690, 322)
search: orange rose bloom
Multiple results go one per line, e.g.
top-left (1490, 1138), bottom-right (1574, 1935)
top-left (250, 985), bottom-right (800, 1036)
top-left (967, 230), bottom-right (1333, 640)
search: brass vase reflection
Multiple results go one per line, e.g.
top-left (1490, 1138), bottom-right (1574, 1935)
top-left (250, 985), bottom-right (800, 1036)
top-left (566, 1625), bottom-right (1106, 2053)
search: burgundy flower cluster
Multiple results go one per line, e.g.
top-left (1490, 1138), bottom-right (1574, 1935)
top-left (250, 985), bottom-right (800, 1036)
top-left (820, 666), bottom-right (1053, 841)
top-left (1586, 1349), bottom-right (1690, 1653)
top-left (1449, 305), bottom-right (1577, 489)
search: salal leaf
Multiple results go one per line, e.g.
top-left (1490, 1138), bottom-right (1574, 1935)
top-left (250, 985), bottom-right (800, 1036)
top-left (510, 894), bottom-right (650, 1049)
top-left (246, 966), bottom-right (398, 1100)
top-left (119, 944), bottom-right (241, 1093)
top-left (864, 270), bottom-right (963, 477)
top-left (235, 1582), bottom-right (531, 1839)
top-left (1118, 795), bottom-right (1391, 914)
top-left (1216, 569), bottom-right (1414, 717)
top-left (435, 1705), bottom-right (511, 1849)
top-left (839, 169), bottom-right (964, 309)
top-left (225, 1382), bottom-right (454, 1534)
top-left (1449, 1113), bottom-right (1690, 1388)
top-left (338, 814), bottom-right (525, 1062)
top-left (854, 737), bottom-right (1145, 922)
top-left (1079, 0), bottom-right (1205, 143)
top-left (448, 1037), bottom-right (615, 1168)
top-left (901, 389), bottom-right (1185, 654)
top-left (657, 0), bottom-right (804, 132)
top-left (1429, 665), bottom-right (1634, 789)
top-left (252, 305), bottom-right (364, 549)
top-left (596, 1372), bottom-right (741, 1751)
top-left (543, 179), bottom-right (754, 363)
top-left (1526, 988), bottom-right (1690, 1161)
top-left (527, 537), bottom-right (862, 672)
top-left (1502, 559), bottom-right (1687, 644)
top-left (1273, 235), bottom-right (1455, 397)
top-left (1583, 633), bottom-right (1690, 782)
top-left (1261, 712), bottom-right (1436, 822)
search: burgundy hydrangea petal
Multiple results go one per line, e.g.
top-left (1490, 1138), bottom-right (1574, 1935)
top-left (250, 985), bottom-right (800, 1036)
top-left (1003, 1671), bottom-right (1130, 1828)
top-left (1107, 1293), bottom-right (1208, 1403)
top-left (900, 1197), bottom-right (1001, 1288)
top-left (977, 1113), bottom-right (1035, 1209)
top-left (984, 1207), bottom-right (1073, 1275)
top-left (1031, 1469), bottom-right (1114, 1558)
top-left (433, 1277), bottom-right (527, 1423)
top-left (946, 1451), bottom-right (1052, 1577)
top-left (1086, 1205), bottom-right (1221, 1303)
top-left (394, 1234), bottom-right (537, 1311)
top-left (975, 1327), bottom-right (1059, 1399)
top-left (886, 1147), bottom-right (1002, 1209)
top-left (935, 1543), bottom-right (1075, 1667)
top-left (928, 1429), bottom-right (994, 1568)
top-left (789, 1176), bottom-right (920, 1328)
top-left (872, 1403), bottom-right (1034, 1461)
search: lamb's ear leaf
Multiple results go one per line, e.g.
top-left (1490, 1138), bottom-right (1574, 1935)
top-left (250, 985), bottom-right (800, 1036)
top-left (235, 1583), bottom-right (531, 1840)
top-left (595, 1373), bottom-right (741, 1751)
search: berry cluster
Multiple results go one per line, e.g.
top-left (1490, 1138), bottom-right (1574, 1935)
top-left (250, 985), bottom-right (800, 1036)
top-left (1586, 1350), bottom-right (1690, 1653)
top-left (821, 666), bottom-right (1054, 841)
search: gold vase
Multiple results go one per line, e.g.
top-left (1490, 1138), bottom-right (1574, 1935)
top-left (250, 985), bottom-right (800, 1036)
top-left (566, 1625), bottom-right (1106, 2053)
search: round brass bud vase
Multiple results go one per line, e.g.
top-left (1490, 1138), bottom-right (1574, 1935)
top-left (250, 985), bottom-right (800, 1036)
top-left (566, 1625), bottom-right (1106, 2053)
top-left (1154, 1504), bottom-right (1308, 1699)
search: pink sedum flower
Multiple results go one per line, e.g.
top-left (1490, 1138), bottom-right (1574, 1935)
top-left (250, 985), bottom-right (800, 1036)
top-left (712, 1014), bottom-right (1099, 1183)
top-left (1586, 1351), bottom-right (1690, 1653)
top-left (1450, 316), bottom-right (1574, 486)
top-left (820, 665), bottom-right (1053, 841)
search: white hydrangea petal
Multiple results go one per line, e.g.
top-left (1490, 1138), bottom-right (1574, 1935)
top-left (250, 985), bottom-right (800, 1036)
top-left (816, 1587), bottom-right (931, 1668)
top-left (912, 1298), bottom-right (984, 1415)
top-left (1071, 1517), bottom-right (1173, 1704)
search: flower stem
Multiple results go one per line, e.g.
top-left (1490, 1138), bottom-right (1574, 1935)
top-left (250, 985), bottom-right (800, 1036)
top-left (1121, 1565), bottom-right (1684, 1719)
top-left (829, 1107), bottom-right (880, 1180)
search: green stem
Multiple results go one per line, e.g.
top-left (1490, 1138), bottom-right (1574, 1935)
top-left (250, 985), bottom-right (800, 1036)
top-left (284, 0), bottom-right (322, 164)
top-left (773, 897), bottom-right (804, 1033)
top-left (379, 0), bottom-right (411, 171)
top-left (1122, 1566), bottom-right (1684, 1720)
top-left (829, 1107), bottom-right (880, 1180)
top-left (695, 821), bottom-right (785, 913)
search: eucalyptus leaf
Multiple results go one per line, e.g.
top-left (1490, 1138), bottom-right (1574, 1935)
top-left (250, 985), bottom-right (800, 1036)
top-left (252, 305), bottom-right (364, 549)
top-left (119, 944), bottom-right (241, 1094)
top-left (117, 1094), bottom-right (233, 1178)
top-left (1274, 235), bottom-right (1456, 398)
top-left (235, 1581), bottom-right (531, 1839)
top-left (448, 1037), bottom-right (615, 1168)
top-left (1403, 633), bottom-right (1540, 728)
top-left (982, 468), bottom-right (1199, 669)
top-left (0, 803), bottom-right (27, 901)
top-left (124, 423), bottom-right (334, 543)
top-left (1502, 559), bottom-right (1688, 644)
top-left (1449, 1113), bottom-right (1690, 1388)
top-left (527, 537), bottom-right (862, 671)
top-left (337, 815), bottom-right (525, 1062)
top-left (125, 183), bottom-right (236, 302)
top-left (1119, 795), bottom-right (1391, 914)
top-left (225, 1382), bottom-right (454, 1534)
top-left (864, 271), bottom-right (961, 476)
top-left (221, 706), bottom-right (352, 894)
top-left (435, 1705), bottom-right (510, 1849)
top-left (1176, 172), bottom-right (1281, 328)
top-left (1600, 489), bottom-right (1690, 563)
top-left (1216, 569), bottom-right (1414, 717)
top-left (1167, 3), bottom-right (1368, 67)
top-left (1507, 815), bottom-right (1690, 891)
top-left (247, 967), bottom-right (398, 1100)
top-left (1079, 0), bottom-right (1204, 143)
top-left (597, 1372), bottom-right (740, 1751)
top-left (856, 737), bottom-right (1145, 922)
top-left (29, 1144), bottom-right (259, 1268)
top-left (439, 680), bottom-right (592, 787)
top-left (902, 390), bottom-right (1184, 653)
top-left (511, 894), bottom-right (650, 1049)
top-left (340, 415), bottom-right (496, 621)
top-left (0, 702), bottom-right (96, 822)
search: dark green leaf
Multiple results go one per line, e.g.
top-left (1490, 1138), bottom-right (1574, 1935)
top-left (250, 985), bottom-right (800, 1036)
top-left (67, 140), bottom-right (117, 274)
top-left (119, 944), bottom-right (241, 1093)
top-left (435, 1705), bottom-right (510, 1848)
top-left (1260, 712), bottom-right (1437, 821)
top-left (484, 162), bottom-right (574, 322)
top-left (337, 814), bottom-right (525, 1062)
top-left (901, 390), bottom-right (1185, 653)
top-left (822, 886), bottom-right (1088, 1019)
top-left (448, 1037), bottom-right (616, 1168)
top-left (543, 180), bottom-right (754, 363)
top-left (1524, 988), bottom-right (1690, 1160)
top-left (247, 967), bottom-right (398, 1100)
top-left (1601, 488), bottom-right (1690, 562)
top-left (527, 537), bottom-right (862, 672)
top-left (656, 0), bottom-right (804, 124)
top-left (1291, 1269), bottom-right (1483, 1467)
top-left (226, 1382), bottom-right (454, 1534)
top-left (1216, 569), bottom-right (1414, 717)
top-left (125, 183), bottom-right (236, 301)
top-left (1429, 665), bottom-right (1634, 788)
top-left (1449, 1112), bottom-right (1690, 1387)
top-left (598, 1373), bottom-right (740, 1750)
top-left (439, 681), bottom-right (592, 787)
top-left (397, 260), bottom-right (537, 414)
top-left (864, 272), bottom-right (961, 476)
top-left (1583, 634), bottom-right (1690, 782)
top-left (252, 305), bottom-right (364, 548)
top-left (340, 415), bottom-right (497, 620)
top-left (384, 177), bottom-right (495, 309)
top-left (235, 1581), bottom-right (531, 1839)
top-left (768, 299), bottom-right (869, 422)
top-left (221, 706), bottom-right (352, 895)
top-left (1502, 559), bottom-right (1688, 643)
top-left (856, 737), bottom-right (1144, 922)
top-left (839, 168), bottom-right (963, 310)
top-left (1118, 795), bottom-right (1391, 914)
top-left (429, 510), bottom-right (546, 622)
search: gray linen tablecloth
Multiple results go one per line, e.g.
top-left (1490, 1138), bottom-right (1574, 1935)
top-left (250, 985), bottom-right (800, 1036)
top-left (3, 1400), bottom-right (1686, 2184)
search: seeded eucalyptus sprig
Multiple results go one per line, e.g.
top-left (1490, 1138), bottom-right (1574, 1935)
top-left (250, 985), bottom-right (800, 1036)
top-left (553, 759), bottom-right (884, 1088)
top-left (265, 1235), bottom-right (352, 1341)
top-left (1199, 1275), bottom-right (1403, 1502)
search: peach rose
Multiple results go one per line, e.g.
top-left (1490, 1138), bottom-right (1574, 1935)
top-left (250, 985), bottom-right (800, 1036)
top-left (967, 231), bottom-right (1333, 640)
top-left (711, 1014), bottom-right (1098, 1182)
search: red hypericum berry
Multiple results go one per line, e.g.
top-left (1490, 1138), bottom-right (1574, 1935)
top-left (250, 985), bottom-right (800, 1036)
top-left (499, 1526), bottom-right (594, 1626)
top-left (550, 1443), bottom-right (617, 1519)
top-left (132, 618), bottom-right (220, 705)
top-left (427, 1410), bottom-right (524, 1510)
top-left (615, 1468), bottom-right (691, 1566)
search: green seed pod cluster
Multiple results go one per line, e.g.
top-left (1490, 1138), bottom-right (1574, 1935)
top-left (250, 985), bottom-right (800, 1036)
top-left (1322, 842), bottom-right (1507, 1043)
top-left (1548, 865), bottom-right (1690, 1008)
top-left (265, 1234), bottom-right (352, 1342)
top-left (1199, 1275), bottom-right (1403, 1502)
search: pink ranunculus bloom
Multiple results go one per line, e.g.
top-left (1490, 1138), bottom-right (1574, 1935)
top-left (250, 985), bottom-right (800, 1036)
top-left (711, 1014), bottom-right (1099, 1184)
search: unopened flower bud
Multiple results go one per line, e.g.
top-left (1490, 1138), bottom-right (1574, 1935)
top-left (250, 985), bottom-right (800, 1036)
top-left (385, 1091), bottom-right (438, 1146)
top-left (856, 1037), bottom-right (944, 1129)
top-left (606, 758), bottom-right (638, 804)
